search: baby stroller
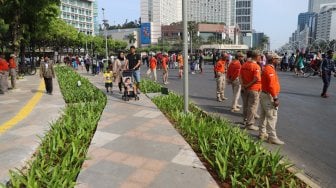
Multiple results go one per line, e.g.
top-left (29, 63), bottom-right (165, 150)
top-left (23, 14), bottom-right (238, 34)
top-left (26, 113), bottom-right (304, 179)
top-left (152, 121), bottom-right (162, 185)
top-left (121, 70), bottom-right (139, 101)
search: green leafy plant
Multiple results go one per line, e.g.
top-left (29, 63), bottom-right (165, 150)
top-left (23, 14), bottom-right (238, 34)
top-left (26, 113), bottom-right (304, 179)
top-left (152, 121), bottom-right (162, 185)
top-left (139, 79), bottom-right (162, 94)
top-left (7, 66), bottom-right (106, 187)
top-left (152, 92), bottom-right (305, 187)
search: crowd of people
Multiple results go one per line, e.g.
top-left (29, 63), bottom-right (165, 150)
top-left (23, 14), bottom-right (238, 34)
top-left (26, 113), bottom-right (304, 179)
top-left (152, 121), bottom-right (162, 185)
top-left (212, 49), bottom-right (335, 145)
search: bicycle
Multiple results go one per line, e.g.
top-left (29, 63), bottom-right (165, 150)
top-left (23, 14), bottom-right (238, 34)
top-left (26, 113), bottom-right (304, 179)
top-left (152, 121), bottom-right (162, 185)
top-left (302, 63), bottom-right (320, 78)
top-left (17, 62), bottom-right (37, 77)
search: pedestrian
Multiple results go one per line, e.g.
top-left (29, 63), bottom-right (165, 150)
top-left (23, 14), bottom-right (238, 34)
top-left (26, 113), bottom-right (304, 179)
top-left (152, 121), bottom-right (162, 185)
top-left (92, 57), bottom-right (98, 75)
top-left (320, 50), bottom-right (335, 98)
top-left (39, 57), bottom-right (55, 95)
top-left (177, 52), bottom-right (184, 78)
top-left (126, 46), bottom-right (141, 93)
top-left (85, 54), bottom-right (91, 73)
top-left (103, 68), bottom-right (113, 93)
top-left (240, 50), bottom-right (262, 130)
top-left (162, 52), bottom-right (169, 84)
top-left (289, 53), bottom-right (295, 72)
top-left (199, 51), bottom-right (204, 74)
top-left (113, 51), bottom-right (127, 93)
top-left (0, 54), bottom-right (9, 94)
top-left (295, 52), bottom-right (305, 76)
top-left (8, 54), bottom-right (17, 89)
top-left (259, 53), bottom-right (284, 145)
top-left (281, 53), bottom-right (289, 71)
top-left (146, 53), bottom-right (157, 81)
top-left (214, 52), bottom-right (228, 102)
top-left (227, 52), bottom-right (243, 112)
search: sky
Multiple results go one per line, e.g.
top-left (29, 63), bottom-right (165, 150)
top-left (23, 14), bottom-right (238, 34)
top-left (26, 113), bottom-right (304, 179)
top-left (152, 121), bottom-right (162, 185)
top-left (97, 0), bottom-right (308, 49)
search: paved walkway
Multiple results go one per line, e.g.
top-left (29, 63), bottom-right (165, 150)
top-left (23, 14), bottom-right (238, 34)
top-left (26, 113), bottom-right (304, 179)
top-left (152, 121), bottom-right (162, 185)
top-left (76, 73), bottom-right (218, 188)
top-left (0, 74), bottom-right (65, 184)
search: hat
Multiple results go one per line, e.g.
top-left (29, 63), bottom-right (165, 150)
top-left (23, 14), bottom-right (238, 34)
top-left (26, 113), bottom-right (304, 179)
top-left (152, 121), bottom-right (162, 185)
top-left (236, 52), bottom-right (244, 58)
top-left (266, 53), bottom-right (281, 61)
top-left (251, 50), bottom-right (261, 58)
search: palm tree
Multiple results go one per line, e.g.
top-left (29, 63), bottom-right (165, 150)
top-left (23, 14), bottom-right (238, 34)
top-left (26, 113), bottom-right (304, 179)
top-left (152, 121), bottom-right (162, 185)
top-left (260, 36), bottom-right (269, 51)
top-left (127, 33), bottom-right (136, 44)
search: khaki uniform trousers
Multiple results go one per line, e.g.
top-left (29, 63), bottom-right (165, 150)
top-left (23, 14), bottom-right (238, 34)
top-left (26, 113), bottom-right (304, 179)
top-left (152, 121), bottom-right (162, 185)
top-left (230, 78), bottom-right (241, 109)
top-left (9, 68), bottom-right (16, 89)
top-left (0, 71), bottom-right (9, 93)
top-left (242, 89), bottom-right (260, 126)
top-left (259, 92), bottom-right (278, 139)
top-left (216, 72), bottom-right (226, 98)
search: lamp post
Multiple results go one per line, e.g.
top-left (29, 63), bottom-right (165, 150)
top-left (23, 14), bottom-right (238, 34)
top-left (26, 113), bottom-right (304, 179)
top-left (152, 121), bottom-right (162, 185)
top-left (102, 8), bottom-right (108, 61)
top-left (182, 0), bottom-right (189, 113)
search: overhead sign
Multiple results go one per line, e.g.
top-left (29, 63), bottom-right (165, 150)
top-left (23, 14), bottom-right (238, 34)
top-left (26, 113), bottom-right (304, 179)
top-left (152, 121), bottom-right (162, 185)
top-left (141, 23), bottom-right (151, 45)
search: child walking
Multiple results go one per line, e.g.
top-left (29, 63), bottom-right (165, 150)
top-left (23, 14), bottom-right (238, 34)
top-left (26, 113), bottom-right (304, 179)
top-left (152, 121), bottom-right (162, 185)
top-left (103, 69), bottom-right (113, 93)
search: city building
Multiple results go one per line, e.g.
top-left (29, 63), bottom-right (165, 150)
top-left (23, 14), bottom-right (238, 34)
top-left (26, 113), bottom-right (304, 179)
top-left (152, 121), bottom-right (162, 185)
top-left (99, 28), bottom-right (140, 48)
top-left (308, 0), bottom-right (336, 13)
top-left (93, 1), bottom-right (99, 35)
top-left (140, 0), bottom-right (182, 45)
top-left (298, 12), bottom-right (317, 32)
top-left (161, 23), bottom-right (240, 44)
top-left (59, 0), bottom-right (95, 35)
top-left (236, 0), bottom-right (252, 33)
top-left (187, 0), bottom-right (235, 26)
top-left (316, 3), bottom-right (336, 41)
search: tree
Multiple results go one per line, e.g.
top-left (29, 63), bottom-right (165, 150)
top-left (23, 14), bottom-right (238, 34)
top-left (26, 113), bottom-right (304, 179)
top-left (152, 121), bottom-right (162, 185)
top-left (127, 33), bottom-right (136, 44)
top-left (260, 35), bottom-right (269, 51)
top-left (0, 0), bottom-right (60, 56)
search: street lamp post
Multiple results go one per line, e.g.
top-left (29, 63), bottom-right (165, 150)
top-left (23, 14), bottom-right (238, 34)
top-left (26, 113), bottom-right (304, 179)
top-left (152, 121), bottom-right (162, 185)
top-left (182, 0), bottom-right (189, 113)
top-left (102, 8), bottom-right (108, 61)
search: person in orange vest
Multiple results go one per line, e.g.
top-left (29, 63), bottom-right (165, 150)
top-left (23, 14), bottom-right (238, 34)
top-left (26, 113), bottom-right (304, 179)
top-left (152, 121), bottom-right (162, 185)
top-left (146, 53), bottom-right (157, 81)
top-left (177, 52), bottom-right (184, 78)
top-left (258, 53), bottom-right (284, 145)
top-left (162, 52), bottom-right (169, 84)
top-left (240, 50), bottom-right (262, 130)
top-left (8, 54), bottom-right (17, 89)
top-left (214, 52), bottom-right (228, 102)
top-left (0, 54), bottom-right (9, 94)
top-left (227, 52), bottom-right (243, 112)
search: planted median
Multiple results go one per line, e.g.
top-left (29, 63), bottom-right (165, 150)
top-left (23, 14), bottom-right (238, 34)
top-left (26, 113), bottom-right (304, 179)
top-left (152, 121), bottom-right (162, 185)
top-left (8, 66), bottom-right (106, 187)
top-left (141, 80), bottom-right (305, 187)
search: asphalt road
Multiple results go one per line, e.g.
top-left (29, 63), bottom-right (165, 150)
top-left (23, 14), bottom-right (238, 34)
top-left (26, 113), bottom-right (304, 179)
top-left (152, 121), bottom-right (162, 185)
top-left (141, 64), bottom-right (336, 188)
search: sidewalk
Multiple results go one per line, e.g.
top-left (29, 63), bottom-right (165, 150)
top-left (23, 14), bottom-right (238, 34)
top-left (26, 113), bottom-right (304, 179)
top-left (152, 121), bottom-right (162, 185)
top-left (76, 73), bottom-right (218, 188)
top-left (0, 75), bottom-right (65, 184)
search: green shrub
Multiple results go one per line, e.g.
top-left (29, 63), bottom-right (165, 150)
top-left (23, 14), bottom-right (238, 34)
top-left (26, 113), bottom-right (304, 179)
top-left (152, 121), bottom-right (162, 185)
top-left (7, 66), bottom-right (106, 188)
top-left (152, 93), bottom-right (304, 187)
top-left (139, 79), bottom-right (162, 94)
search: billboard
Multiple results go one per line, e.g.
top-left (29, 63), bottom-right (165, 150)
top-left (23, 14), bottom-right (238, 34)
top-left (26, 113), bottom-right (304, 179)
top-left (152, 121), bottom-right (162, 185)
top-left (141, 23), bottom-right (151, 45)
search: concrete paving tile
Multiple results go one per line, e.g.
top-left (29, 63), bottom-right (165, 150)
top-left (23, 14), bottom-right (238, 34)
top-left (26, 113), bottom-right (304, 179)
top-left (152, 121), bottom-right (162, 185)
top-left (133, 110), bottom-right (161, 119)
top-left (119, 181), bottom-right (146, 188)
top-left (101, 117), bottom-right (148, 135)
top-left (121, 155), bottom-right (148, 168)
top-left (142, 159), bottom-right (167, 172)
top-left (127, 169), bottom-right (158, 184)
top-left (171, 146), bottom-right (205, 169)
top-left (102, 136), bottom-right (181, 161)
top-left (149, 163), bottom-right (214, 188)
top-left (105, 151), bottom-right (129, 163)
top-left (77, 160), bottom-right (135, 188)
top-left (145, 123), bottom-right (178, 137)
top-left (0, 99), bottom-right (19, 104)
top-left (9, 125), bottom-right (46, 137)
top-left (87, 147), bottom-right (114, 161)
top-left (90, 131), bottom-right (120, 147)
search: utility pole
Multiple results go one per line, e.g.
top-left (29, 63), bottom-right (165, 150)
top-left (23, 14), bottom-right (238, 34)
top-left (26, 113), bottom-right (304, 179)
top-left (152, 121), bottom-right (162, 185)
top-left (102, 8), bottom-right (108, 61)
top-left (183, 0), bottom-right (189, 113)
